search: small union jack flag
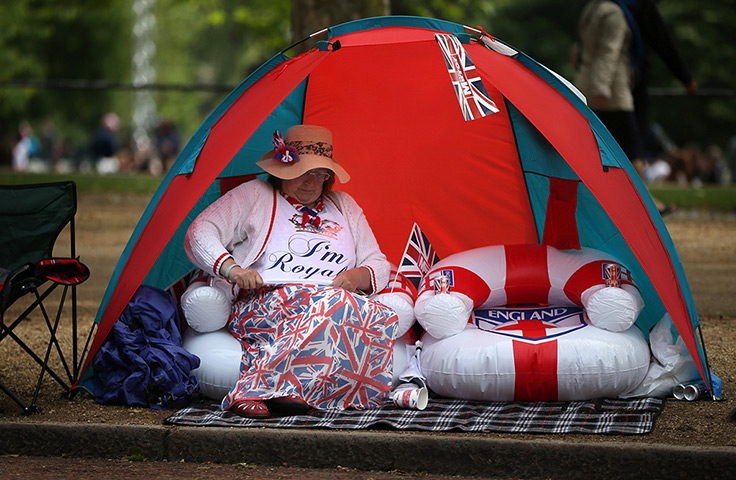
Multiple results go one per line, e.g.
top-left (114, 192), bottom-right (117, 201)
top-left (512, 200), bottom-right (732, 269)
top-left (396, 222), bottom-right (440, 290)
top-left (435, 33), bottom-right (499, 121)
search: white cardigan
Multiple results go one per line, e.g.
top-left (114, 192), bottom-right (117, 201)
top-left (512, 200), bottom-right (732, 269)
top-left (184, 178), bottom-right (390, 299)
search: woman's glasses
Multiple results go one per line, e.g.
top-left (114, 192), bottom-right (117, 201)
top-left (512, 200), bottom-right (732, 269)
top-left (302, 171), bottom-right (331, 182)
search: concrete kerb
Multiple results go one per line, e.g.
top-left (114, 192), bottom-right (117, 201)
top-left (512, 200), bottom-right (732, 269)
top-left (1, 422), bottom-right (735, 479)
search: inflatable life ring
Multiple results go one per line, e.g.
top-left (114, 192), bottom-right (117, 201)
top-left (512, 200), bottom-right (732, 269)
top-left (414, 244), bottom-right (644, 339)
top-left (183, 327), bottom-right (416, 400)
top-left (420, 305), bottom-right (650, 401)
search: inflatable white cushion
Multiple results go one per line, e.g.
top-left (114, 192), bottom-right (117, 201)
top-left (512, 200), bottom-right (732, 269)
top-left (421, 309), bottom-right (651, 401)
top-left (373, 292), bottom-right (415, 338)
top-left (182, 328), bottom-right (242, 401)
top-left (181, 284), bottom-right (232, 333)
top-left (414, 291), bottom-right (473, 339)
top-left (373, 263), bottom-right (418, 338)
top-left (583, 285), bottom-right (644, 332)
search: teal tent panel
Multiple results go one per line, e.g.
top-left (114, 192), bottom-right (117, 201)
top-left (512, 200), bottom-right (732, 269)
top-left (178, 131), bottom-right (209, 177)
top-left (218, 78), bottom-right (309, 179)
top-left (142, 182), bottom-right (222, 288)
top-left (508, 103), bottom-right (578, 181)
top-left (507, 101), bottom-right (574, 241)
top-left (521, 172), bottom-right (551, 244)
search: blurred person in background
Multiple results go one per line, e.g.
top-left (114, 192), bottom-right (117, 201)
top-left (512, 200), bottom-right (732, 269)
top-left (155, 119), bottom-right (181, 173)
top-left (90, 112), bottom-right (121, 174)
top-left (12, 121), bottom-right (40, 172)
top-left (40, 118), bottom-right (62, 173)
top-left (574, 0), bottom-right (692, 215)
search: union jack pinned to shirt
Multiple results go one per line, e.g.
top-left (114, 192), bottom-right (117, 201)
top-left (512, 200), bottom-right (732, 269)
top-left (435, 33), bottom-right (499, 121)
top-left (396, 222), bottom-right (440, 290)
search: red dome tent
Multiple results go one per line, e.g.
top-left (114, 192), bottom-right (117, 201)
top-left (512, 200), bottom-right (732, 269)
top-left (77, 16), bottom-right (713, 396)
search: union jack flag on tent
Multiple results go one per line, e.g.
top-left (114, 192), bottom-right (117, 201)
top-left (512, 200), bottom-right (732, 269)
top-left (396, 222), bottom-right (440, 289)
top-left (435, 33), bottom-right (499, 121)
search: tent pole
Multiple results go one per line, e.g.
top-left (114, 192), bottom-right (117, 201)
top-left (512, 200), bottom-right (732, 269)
top-left (280, 28), bottom-right (329, 56)
top-left (696, 324), bottom-right (716, 399)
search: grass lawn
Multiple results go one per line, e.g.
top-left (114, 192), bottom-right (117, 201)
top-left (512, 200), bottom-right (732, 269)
top-left (2, 169), bottom-right (735, 211)
top-left (649, 185), bottom-right (736, 212)
top-left (0, 170), bottom-right (162, 196)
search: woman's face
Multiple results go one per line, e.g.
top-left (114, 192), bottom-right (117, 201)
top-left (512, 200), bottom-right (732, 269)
top-left (280, 168), bottom-right (332, 206)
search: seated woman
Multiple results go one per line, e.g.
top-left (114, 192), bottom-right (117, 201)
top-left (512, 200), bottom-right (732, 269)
top-left (184, 125), bottom-right (398, 418)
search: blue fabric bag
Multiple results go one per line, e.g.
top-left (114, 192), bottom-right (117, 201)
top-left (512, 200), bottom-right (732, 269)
top-left (93, 285), bottom-right (201, 409)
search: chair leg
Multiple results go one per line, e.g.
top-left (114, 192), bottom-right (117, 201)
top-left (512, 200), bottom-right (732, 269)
top-left (0, 379), bottom-right (36, 415)
top-left (37, 286), bottom-right (75, 384)
top-left (28, 299), bottom-right (66, 412)
top-left (3, 327), bottom-right (71, 391)
top-left (72, 283), bottom-right (79, 380)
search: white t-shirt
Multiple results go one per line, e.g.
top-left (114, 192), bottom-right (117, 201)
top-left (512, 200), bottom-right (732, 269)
top-left (250, 195), bottom-right (357, 285)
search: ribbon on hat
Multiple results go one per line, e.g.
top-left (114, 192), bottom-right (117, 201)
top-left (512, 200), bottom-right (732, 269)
top-left (272, 131), bottom-right (300, 165)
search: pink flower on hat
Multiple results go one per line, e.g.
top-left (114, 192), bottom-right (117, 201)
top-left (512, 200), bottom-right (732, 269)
top-left (272, 131), bottom-right (300, 165)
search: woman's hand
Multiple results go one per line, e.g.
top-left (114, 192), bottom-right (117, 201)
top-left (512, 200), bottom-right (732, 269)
top-left (332, 267), bottom-right (371, 294)
top-left (229, 267), bottom-right (263, 290)
top-left (221, 260), bottom-right (263, 290)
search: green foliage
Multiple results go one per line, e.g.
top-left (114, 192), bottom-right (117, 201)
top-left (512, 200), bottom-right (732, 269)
top-left (392, 0), bottom-right (500, 29)
top-left (1, 0), bottom-right (735, 166)
top-left (141, 0), bottom-right (291, 139)
top-left (0, 1), bottom-right (132, 147)
top-left (122, 446), bottom-right (147, 462)
top-left (647, 0), bottom-right (736, 147)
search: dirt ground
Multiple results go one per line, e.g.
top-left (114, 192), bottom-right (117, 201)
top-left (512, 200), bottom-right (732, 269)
top-left (1, 192), bottom-right (736, 478)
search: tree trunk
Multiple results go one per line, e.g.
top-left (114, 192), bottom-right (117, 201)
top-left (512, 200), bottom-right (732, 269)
top-left (290, 0), bottom-right (389, 53)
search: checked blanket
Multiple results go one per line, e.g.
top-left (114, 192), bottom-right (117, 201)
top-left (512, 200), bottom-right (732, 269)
top-left (165, 396), bottom-right (664, 435)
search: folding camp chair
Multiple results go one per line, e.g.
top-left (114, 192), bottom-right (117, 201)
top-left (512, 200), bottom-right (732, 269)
top-left (0, 181), bottom-right (92, 414)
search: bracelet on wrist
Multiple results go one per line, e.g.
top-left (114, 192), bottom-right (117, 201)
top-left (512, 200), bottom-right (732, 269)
top-left (224, 263), bottom-right (240, 278)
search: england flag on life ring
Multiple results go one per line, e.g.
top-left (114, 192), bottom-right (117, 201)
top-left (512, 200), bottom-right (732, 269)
top-left (473, 305), bottom-right (587, 339)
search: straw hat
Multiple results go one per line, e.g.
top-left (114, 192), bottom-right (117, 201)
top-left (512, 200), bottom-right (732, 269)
top-left (256, 125), bottom-right (350, 183)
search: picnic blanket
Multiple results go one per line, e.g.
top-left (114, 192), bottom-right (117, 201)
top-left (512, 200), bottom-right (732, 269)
top-left (164, 396), bottom-right (664, 435)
